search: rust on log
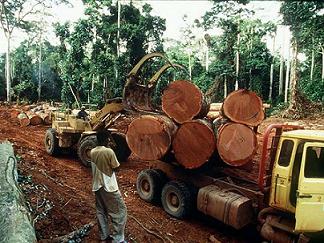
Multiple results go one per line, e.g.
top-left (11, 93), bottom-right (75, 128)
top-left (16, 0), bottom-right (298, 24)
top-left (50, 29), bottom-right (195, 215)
top-left (162, 80), bottom-right (206, 124)
top-left (217, 123), bottom-right (257, 167)
top-left (222, 89), bottom-right (264, 127)
top-left (126, 115), bottom-right (177, 160)
top-left (173, 119), bottom-right (216, 169)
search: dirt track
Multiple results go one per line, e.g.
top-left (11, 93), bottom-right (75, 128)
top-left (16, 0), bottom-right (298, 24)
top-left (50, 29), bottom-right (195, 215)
top-left (1, 105), bottom-right (323, 242)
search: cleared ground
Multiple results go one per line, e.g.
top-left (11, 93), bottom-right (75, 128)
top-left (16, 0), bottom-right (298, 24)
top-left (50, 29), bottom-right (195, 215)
top-left (0, 105), bottom-right (323, 242)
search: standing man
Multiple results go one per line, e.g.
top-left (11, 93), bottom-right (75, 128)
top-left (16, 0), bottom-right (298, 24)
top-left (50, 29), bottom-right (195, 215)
top-left (90, 130), bottom-right (127, 243)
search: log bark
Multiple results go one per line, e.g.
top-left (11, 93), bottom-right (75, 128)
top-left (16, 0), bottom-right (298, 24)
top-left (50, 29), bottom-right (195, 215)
top-left (217, 123), bottom-right (257, 167)
top-left (126, 115), bottom-right (177, 160)
top-left (36, 112), bottom-right (51, 125)
top-left (17, 113), bottom-right (30, 127)
top-left (173, 119), bottom-right (216, 169)
top-left (26, 112), bottom-right (43, 125)
top-left (0, 142), bottom-right (37, 242)
top-left (222, 89), bottom-right (264, 127)
top-left (162, 80), bottom-right (207, 124)
top-left (11, 109), bottom-right (22, 119)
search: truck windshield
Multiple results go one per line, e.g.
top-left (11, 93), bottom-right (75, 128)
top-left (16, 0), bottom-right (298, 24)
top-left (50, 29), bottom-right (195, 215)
top-left (304, 146), bottom-right (324, 178)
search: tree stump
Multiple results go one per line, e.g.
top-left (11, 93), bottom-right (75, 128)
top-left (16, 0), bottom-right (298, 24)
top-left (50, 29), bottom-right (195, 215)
top-left (173, 119), bottom-right (216, 169)
top-left (217, 123), bottom-right (257, 167)
top-left (222, 89), bottom-right (264, 127)
top-left (162, 80), bottom-right (207, 124)
top-left (126, 115), bottom-right (177, 160)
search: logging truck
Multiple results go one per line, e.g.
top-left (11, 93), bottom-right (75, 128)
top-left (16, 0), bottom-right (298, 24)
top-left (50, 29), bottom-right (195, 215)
top-left (44, 52), bottom-right (186, 166)
top-left (136, 124), bottom-right (324, 242)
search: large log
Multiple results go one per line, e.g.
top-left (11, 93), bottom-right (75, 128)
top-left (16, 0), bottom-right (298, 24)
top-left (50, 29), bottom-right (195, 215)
top-left (0, 142), bottom-right (37, 242)
top-left (17, 113), bottom-right (30, 127)
top-left (26, 112), bottom-right (43, 125)
top-left (217, 123), bottom-right (257, 167)
top-left (162, 80), bottom-right (208, 124)
top-left (36, 112), bottom-right (51, 125)
top-left (126, 115), bottom-right (177, 160)
top-left (172, 119), bottom-right (216, 169)
top-left (222, 89), bottom-right (264, 127)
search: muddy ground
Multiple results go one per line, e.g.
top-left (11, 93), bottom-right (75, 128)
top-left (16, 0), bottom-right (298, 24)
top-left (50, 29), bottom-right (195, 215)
top-left (0, 105), bottom-right (323, 243)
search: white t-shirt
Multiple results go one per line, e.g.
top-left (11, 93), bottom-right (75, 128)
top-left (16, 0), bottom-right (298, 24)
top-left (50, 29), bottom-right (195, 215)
top-left (91, 163), bottom-right (119, 192)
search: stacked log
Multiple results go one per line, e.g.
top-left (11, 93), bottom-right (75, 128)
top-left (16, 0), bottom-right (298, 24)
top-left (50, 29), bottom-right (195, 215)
top-left (221, 89), bottom-right (264, 127)
top-left (216, 89), bottom-right (264, 167)
top-left (126, 115), bottom-right (177, 160)
top-left (12, 103), bottom-right (54, 126)
top-left (172, 119), bottom-right (216, 169)
top-left (17, 113), bottom-right (30, 127)
top-left (216, 123), bottom-right (257, 167)
top-left (126, 81), bottom-right (265, 170)
top-left (162, 80), bottom-right (208, 124)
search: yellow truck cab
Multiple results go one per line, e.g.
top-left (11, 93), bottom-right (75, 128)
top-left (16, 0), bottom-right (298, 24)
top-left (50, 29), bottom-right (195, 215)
top-left (270, 129), bottom-right (324, 233)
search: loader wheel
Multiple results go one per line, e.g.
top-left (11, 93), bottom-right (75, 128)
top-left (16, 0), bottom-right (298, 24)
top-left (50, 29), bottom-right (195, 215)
top-left (110, 132), bottom-right (131, 162)
top-left (161, 180), bottom-right (194, 219)
top-left (78, 135), bottom-right (97, 167)
top-left (44, 128), bottom-right (60, 155)
top-left (137, 169), bottom-right (167, 203)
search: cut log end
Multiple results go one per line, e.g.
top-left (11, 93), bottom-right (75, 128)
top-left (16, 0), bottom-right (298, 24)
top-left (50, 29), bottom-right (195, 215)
top-left (162, 80), bottom-right (204, 124)
top-left (222, 89), bottom-right (264, 127)
top-left (126, 115), bottom-right (176, 160)
top-left (173, 120), bottom-right (216, 169)
top-left (17, 113), bottom-right (30, 127)
top-left (217, 123), bottom-right (257, 167)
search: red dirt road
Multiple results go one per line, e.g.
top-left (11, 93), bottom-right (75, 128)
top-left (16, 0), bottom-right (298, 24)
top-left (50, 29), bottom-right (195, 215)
top-left (1, 105), bottom-right (323, 242)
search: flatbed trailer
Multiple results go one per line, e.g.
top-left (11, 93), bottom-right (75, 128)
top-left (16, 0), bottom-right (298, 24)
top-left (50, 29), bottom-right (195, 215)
top-left (136, 124), bottom-right (324, 242)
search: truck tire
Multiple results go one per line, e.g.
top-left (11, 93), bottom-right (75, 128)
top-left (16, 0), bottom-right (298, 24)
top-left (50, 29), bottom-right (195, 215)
top-left (136, 169), bottom-right (167, 203)
top-left (78, 135), bottom-right (97, 167)
top-left (110, 132), bottom-right (131, 162)
top-left (44, 128), bottom-right (60, 155)
top-left (161, 180), bottom-right (194, 219)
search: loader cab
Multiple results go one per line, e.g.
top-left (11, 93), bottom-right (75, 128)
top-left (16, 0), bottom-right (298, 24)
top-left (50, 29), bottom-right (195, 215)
top-left (269, 130), bottom-right (324, 232)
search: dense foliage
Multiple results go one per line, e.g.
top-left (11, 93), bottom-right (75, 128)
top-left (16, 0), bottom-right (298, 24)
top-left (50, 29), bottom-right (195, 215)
top-left (0, 1), bottom-right (323, 111)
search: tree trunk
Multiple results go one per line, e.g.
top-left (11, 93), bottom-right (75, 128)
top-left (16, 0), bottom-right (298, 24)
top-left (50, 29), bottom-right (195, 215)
top-left (269, 34), bottom-right (276, 101)
top-left (322, 47), bottom-right (324, 82)
top-left (284, 45), bottom-right (291, 103)
top-left (217, 123), bottom-right (257, 167)
top-left (172, 119), bottom-right (216, 169)
top-left (289, 41), bottom-right (298, 110)
top-left (162, 80), bottom-right (207, 124)
top-left (17, 113), bottom-right (30, 127)
top-left (235, 33), bottom-right (240, 90)
top-left (222, 89), bottom-right (264, 127)
top-left (310, 48), bottom-right (314, 81)
top-left (126, 115), bottom-right (177, 160)
top-left (224, 75), bottom-right (227, 99)
top-left (6, 35), bottom-right (11, 102)
top-left (279, 56), bottom-right (284, 96)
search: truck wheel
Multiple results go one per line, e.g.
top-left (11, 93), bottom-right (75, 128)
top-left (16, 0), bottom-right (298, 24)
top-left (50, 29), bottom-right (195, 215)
top-left (44, 128), bottom-right (60, 155)
top-left (161, 180), bottom-right (194, 219)
top-left (137, 169), bottom-right (167, 203)
top-left (78, 135), bottom-right (97, 167)
top-left (110, 132), bottom-right (131, 162)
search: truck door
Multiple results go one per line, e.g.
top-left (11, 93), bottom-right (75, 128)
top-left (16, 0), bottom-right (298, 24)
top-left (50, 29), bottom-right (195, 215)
top-left (270, 139), bottom-right (295, 210)
top-left (295, 143), bottom-right (324, 232)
